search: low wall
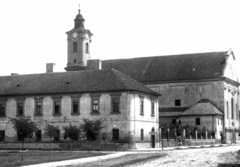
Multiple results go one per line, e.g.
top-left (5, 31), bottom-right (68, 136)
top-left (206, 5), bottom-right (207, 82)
top-left (0, 142), bottom-right (129, 151)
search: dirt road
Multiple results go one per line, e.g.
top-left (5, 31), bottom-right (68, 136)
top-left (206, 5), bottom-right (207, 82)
top-left (126, 146), bottom-right (240, 167)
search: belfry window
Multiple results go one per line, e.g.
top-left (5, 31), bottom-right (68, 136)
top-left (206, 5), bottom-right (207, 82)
top-left (85, 43), bottom-right (89, 54)
top-left (73, 42), bottom-right (77, 52)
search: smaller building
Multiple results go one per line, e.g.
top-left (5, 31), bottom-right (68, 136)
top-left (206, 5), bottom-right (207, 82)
top-left (0, 68), bottom-right (160, 148)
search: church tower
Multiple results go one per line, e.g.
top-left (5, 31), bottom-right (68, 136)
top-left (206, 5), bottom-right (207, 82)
top-left (65, 6), bottom-right (93, 71)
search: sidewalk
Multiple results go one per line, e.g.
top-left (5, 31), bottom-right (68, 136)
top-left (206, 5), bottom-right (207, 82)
top-left (22, 144), bottom-right (238, 167)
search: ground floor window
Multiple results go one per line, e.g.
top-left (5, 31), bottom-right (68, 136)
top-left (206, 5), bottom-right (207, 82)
top-left (0, 131), bottom-right (5, 141)
top-left (112, 129), bottom-right (119, 141)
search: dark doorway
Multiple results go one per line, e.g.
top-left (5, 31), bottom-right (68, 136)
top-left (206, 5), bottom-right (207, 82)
top-left (151, 127), bottom-right (155, 148)
top-left (36, 130), bottom-right (41, 141)
top-left (112, 129), bottom-right (119, 141)
top-left (151, 135), bottom-right (155, 148)
top-left (0, 131), bottom-right (5, 141)
top-left (54, 130), bottom-right (60, 141)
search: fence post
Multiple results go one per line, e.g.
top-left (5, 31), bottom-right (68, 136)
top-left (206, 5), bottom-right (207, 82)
top-left (167, 129), bottom-right (169, 147)
top-left (206, 131), bottom-right (208, 145)
top-left (161, 128), bottom-right (164, 150)
top-left (195, 130), bottom-right (197, 145)
top-left (183, 129), bottom-right (185, 146)
top-left (174, 129), bottom-right (177, 146)
top-left (159, 128), bottom-right (161, 149)
top-left (211, 135), bottom-right (212, 145)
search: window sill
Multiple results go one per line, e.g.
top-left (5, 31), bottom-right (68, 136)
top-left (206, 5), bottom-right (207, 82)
top-left (34, 114), bottom-right (43, 116)
top-left (52, 113), bottom-right (61, 116)
top-left (71, 113), bottom-right (80, 116)
top-left (151, 115), bottom-right (155, 117)
top-left (111, 112), bottom-right (121, 114)
top-left (16, 114), bottom-right (24, 117)
top-left (91, 112), bottom-right (100, 115)
top-left (140, 113), bottom-right (144, 116)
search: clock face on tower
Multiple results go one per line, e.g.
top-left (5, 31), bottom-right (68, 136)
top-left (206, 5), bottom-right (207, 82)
top-left (72, 32), bottom-right (78, 38)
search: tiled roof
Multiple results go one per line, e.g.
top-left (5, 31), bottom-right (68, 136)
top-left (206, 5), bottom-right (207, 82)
top-left (102, 51), bottom-right (228, 83)
top-left (0, 69), bottom-right (159, 96)
top-left (181, 99), bottom-right (223, 116)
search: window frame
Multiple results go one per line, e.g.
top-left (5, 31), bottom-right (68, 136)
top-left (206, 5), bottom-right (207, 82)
top-left (72, 98), bottom-right (80, 115)
top-left (151, 102), bottom-right (155, 117)
top-left (85, 42), bottom-right (89, 54)
top-left (16, 101), bottom-right (24, 116)
top-left (35, 99), bottom-right (43, 116)
top-left (0, 102), bottom-right (6, 117)
top-left (226, 101), bottom-right (229, 119)
top-left (175, 99), bottom-right (181, 107)
top-left (111, 97), bottom-right (120, 114)
top-left (91, 98), bottom-right (100, 114)
top-left (195, 118), bottom-right (200, 126)
top-left (140, 97), bottom-right (144, 116)
top-left (73, 42), bottom-right (78, 52)
top-left (53, 99), bottom-right (61, 116)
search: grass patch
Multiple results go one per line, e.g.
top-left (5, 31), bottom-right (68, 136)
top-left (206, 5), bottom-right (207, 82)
top-left (76, 153), bottom-right (166, 167)
top-left (0, 151), bottom-right (108, 167)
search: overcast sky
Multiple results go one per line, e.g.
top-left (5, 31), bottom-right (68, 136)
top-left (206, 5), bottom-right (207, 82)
top-left (0, 0), bottom-right (239, 76)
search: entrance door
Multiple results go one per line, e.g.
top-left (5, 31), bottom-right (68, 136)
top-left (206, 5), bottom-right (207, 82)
top-left (151, 135), bottom-right (155, 148)
top-left (0, 131), bottom-right (5, 141)
top-left (36, 130), bottom-right (41, 141)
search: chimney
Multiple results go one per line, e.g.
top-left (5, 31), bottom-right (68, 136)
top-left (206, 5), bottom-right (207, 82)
top-left (11, 73), bottom-right (19, 76)
top-left (87, 59), bottom-right (102, 70)
top-left (46, 63), bottom-right (55, 73)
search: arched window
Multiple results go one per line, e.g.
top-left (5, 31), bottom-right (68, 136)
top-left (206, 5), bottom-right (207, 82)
top-left (73, 42), bottom-right (77, 52)
top-left (151, 127), bottom-right (155, 132)
top-left (85, 43), bottom-right (89, 54)
top-left (226, 101), bottom-right (229, 119)
top-left (231, 98), bottom-right (234, 119)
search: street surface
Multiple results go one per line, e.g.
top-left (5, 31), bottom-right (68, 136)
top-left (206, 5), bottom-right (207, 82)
top-left (126, 146), bottom-right (240, 167)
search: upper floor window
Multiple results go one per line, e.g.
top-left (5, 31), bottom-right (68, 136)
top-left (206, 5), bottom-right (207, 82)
top-left (195, 118), bottom-right (200, 126)
top-left (17, 102), bottom-right (24, 116)
top-left (85, 43), bottom-right (89, 54)
top-left (140, 98), bottom-right (144, 115)
top-left (175, 99), bottom-right (181, 106)
top-left (0, 103), bottom-right (6, 117)
top-left (72, 100), bottom-right (79, 115)
top-left (35, 101), bottom-right (43, 116)
top-left (92, 99), bottom-right (99, 114)
top-left (226, 101), bottom-right (229, 119)
top-left (151, 102), bottom-right (155, 116)
top-left (112, 98), bottom-right (120, 113)
top-left (231, 98), bottom-right (234, 119)
top-left (73, 42), bottom-right (77, 52)
top-left (53, 101), bottom-right (61, 115)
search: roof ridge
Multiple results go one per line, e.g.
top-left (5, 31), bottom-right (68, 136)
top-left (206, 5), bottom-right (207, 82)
top-left (102, 51), bottom-right (228, 61)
